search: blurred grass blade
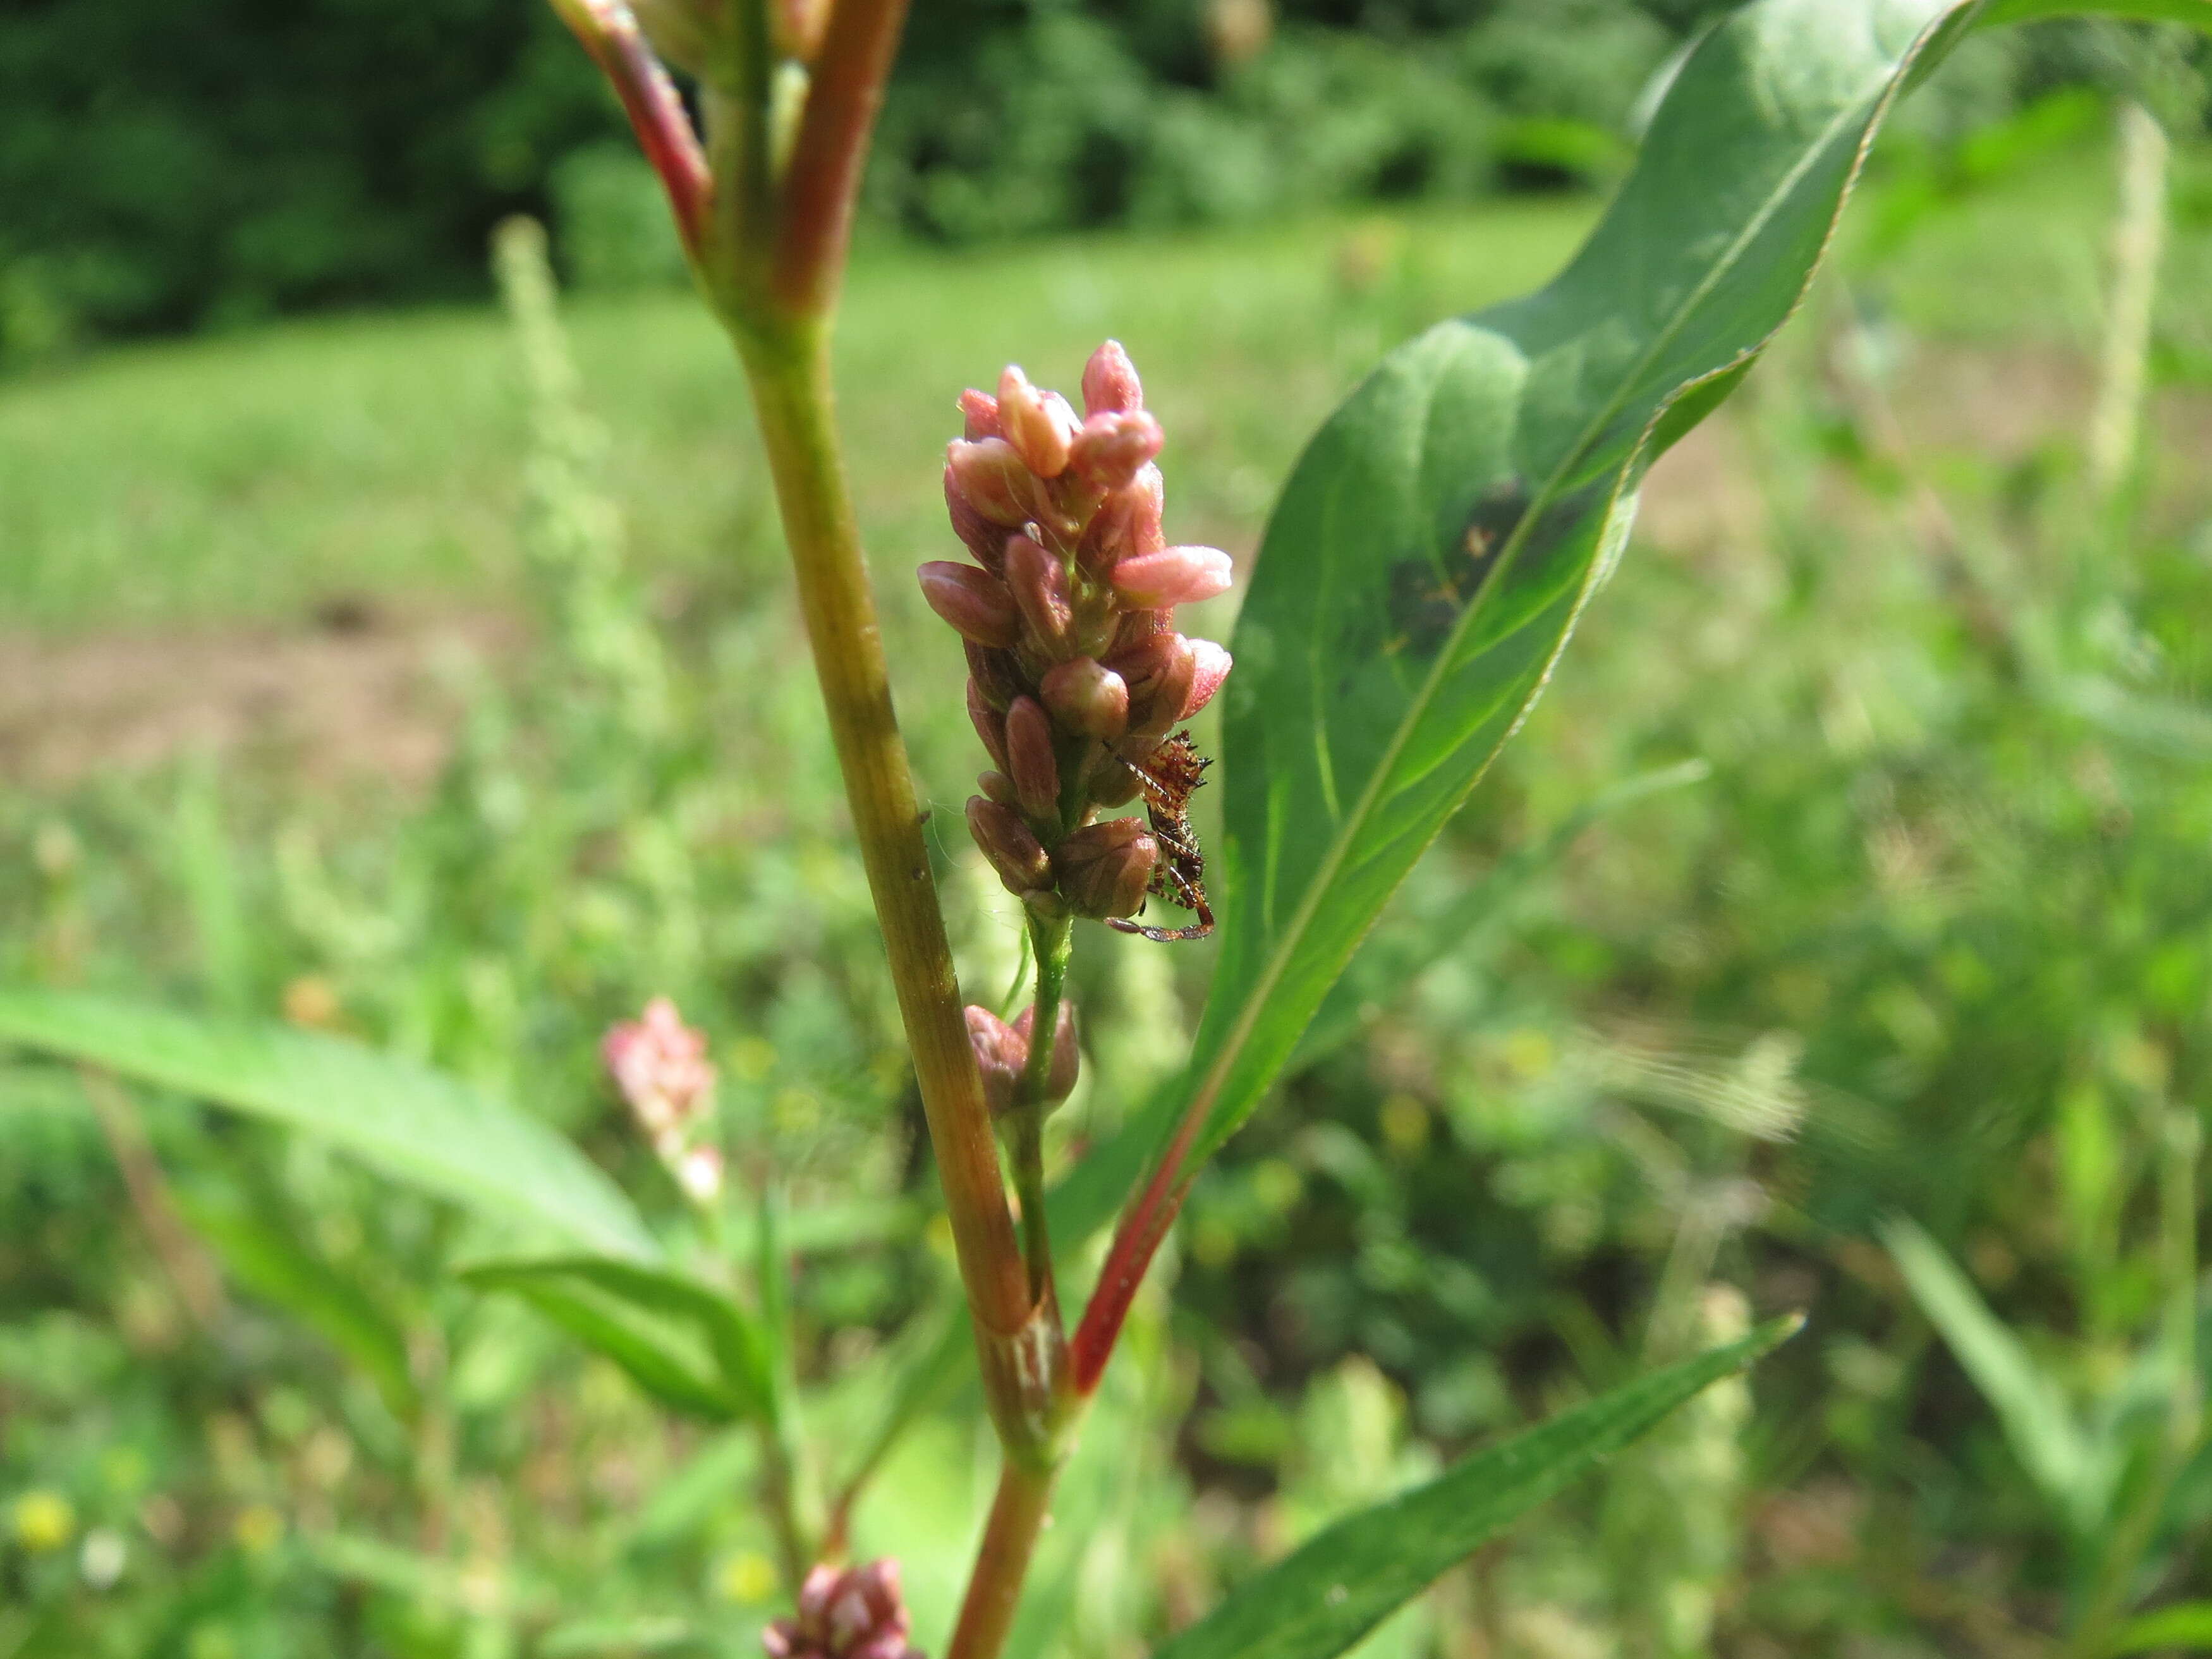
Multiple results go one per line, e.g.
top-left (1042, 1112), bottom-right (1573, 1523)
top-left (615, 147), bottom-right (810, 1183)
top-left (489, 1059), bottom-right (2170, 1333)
top-left (177, 1182), bottom-right (420, 1422)
top-left (460, 1255), bottom-right (772, 1421)
top-left (0, 988), bottom-right (656, 1260)
top-left (1173, 0), bottom-right (2212, 1182)
top-left (1981, 0), bottom-right (2212, 23)
top-left (1880, 1215), bottom-right (2098, 1523)
top-left (1156, 1318), bottom-right (1799, 1659)
top-left (2104, 1601), bottom-right (2212, 1655)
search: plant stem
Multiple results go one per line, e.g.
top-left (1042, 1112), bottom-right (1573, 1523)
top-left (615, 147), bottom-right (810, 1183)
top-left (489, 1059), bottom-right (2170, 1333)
top-left (1014, 914), bottom-right (1073, 1303)
top-left (947, 1459), bottom-right (1057, 1659)
top-left (729, 308), bottom-right (1051, 1461)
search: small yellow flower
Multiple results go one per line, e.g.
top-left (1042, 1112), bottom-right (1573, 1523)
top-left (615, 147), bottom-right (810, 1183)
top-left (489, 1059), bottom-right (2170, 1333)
top-left (11, 1490), bottom-right (75, 1553)
top-left (716, 1548), bottom-right (778, 1605)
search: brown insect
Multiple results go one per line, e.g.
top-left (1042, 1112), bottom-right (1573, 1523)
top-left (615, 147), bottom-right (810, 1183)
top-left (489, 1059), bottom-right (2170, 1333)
top-left (1107, 729), bottom-right (1215, 942)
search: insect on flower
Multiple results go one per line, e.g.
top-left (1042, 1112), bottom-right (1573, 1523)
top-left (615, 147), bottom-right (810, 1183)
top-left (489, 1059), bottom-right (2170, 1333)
top-left (1107, 729), bottom-right (1214, 942)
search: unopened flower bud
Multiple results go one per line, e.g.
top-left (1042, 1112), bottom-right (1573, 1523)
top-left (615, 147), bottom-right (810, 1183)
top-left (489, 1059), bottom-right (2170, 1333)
top-left (968, 797), bottom-right (1052, 893)
top-left (1182, 638), bottom-right (1233, 718)
top-left (1056, 818), bottom-right (1158, 920)
top-left (947, 437), bottom-right (1035, 526)
top-left (959, 389), bottom-right (1002, 441)
top-left (1040, 656), bottom-right (1129, 739)
top-left (1004, 696), bottom-right (1060, 820)
top-left (1081, 465), bottom-right (1165, 574)
top-left (959, 1005), bottom-right (1020, 1121)
top-left (1112, 545), bottom-right (1233, 608)
top-left (967, 678), bottom-right (1008, 767)
top-left (945, 463), bottom-right (1007, 569)
top-left (917, 561), bottom-right (1019, 648)
top-left (1088, 755), bottom-right (1141, 807)
top-left (1122, 635), bottom-right (1198, 746)
top-left (1082, 339), bottom-right (1144, 416)
top-left (998, 366), bottom-right (1081, 478)
top-left (1013, 1000), bottom-right (1080, 1105)
top-left (978, 769), bottom-right (1016, 806)
top-left (1071, 410), bottom-right (1165, 490)
top-left (1003, 534), bottom-right (1073, 655)
top-left (964, 641), bottom-right (1024, 710)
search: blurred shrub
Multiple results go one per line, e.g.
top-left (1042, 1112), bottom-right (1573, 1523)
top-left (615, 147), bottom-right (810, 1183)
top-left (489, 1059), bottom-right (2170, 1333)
top-left (6, 0), bottom-right (2205, 356)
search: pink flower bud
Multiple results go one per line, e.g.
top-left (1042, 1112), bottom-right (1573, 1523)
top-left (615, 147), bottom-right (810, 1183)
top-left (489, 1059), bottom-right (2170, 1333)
top-left (944, 463), bottom-right (1007, 570)
top-left (917, 561), bottom-right (1019, 648)
top-left (1040, 656), bottom-right (1130, 740)
top-left (846, 1561), bottom-right (908, 1632)
top-left (1002, 534), bottom-right (1073, 655)
top-left (959, 389), bottom-right (1002, 441)
top-left (1182, 638), bottom-right (1232, 718)
top-left (947, 437), bottom-right (1035, 526)
top-left (1081, 465), bottom-right (1165, 574)
top-left (1089, 754), bottom-right (1141, 807)
top-left (1070, 410), bottom-right (1165, 490)
top-left (796, 1564), bottom-right (841, 1630)
top-left (964, 641), bottom-right (1023, 711)
top-left (1119, 634), bottom-right (1198, 746)
top-left (1012, 1000), bottom-right (1080, 1105)
top-left (1112, 545), bottom-right (1233, 608)
top-left (968, 797), bottom-right (1052, 894)
top-left (1114, 607), bottom-right (1172, 654)
top-left (978, 769), bottom-right (1016, 806)
top-left (965, 1007), bottom-right (1025, 1118)
top-left (967, 678), bottom-right (1009, 767)
top-left (1055, 818), bottom-right (1158, 920)
top-left (998, 365), bottom-right (1080, 478)
top-left (1082, 340), bottom-right (1144, 416)
top-left (1004, 696), bottom-right (1061, 821)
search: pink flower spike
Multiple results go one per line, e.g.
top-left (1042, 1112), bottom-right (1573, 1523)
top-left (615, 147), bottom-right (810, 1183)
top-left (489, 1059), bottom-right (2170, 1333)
top-left (1112, 545), bottom-right (1232, 608)
top-left (1082, 340), bottom-right (1144, 415)
top-left (602, 997), bottom-right (714, 1138)
top-left (1181, 639), bottom-right (1233, 718)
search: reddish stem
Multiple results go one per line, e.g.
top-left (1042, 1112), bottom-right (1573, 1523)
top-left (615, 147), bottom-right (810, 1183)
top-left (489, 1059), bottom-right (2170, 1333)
top-left (550, 0), bottom-right (710, 258)
top-left (1067, 1092), bottom-right (1212, 1394)
top-left (772, 0), bottom-right (911, 314)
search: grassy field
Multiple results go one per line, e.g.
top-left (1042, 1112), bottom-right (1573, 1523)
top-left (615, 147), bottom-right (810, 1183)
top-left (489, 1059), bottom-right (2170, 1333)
top-left (6, 117), bottom-right (2212, 1659)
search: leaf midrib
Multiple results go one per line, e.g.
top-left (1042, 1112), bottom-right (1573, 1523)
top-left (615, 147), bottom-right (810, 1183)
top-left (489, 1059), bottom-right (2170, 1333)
top-left (1188, 18), bottom-right (1928, 1156)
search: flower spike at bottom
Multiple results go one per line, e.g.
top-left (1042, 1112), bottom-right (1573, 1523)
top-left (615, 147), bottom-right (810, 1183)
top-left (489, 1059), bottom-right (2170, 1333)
top-left (764, 1560), bottom-right (925, 1659)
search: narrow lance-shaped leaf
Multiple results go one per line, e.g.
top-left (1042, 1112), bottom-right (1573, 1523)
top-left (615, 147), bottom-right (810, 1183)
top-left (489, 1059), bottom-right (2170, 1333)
top-left (459, 1255), bottom-right (775, 1423)
top-left (1880, 1215), bottom-right (2102, 1527)
top-left (1155, 1318), bottom-right (1801, 1659)
top-left (0, 989), bottom-right (657, 1260)
top-left (1171, 0), bottom-right (2212, 1182)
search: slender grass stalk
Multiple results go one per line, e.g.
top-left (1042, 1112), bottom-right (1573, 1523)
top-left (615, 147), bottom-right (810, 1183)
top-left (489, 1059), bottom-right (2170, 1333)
top-left (2086, 100), bottom-right (2168, 501)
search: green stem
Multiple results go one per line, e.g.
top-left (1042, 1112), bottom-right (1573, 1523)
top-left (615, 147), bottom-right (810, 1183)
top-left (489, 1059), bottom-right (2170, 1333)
top-left (729, 310), bottom-right (1042, 1433)
top-left (1014, 914), bottom-right (1074, 1304)
top-left (755, 1175), bottom-right (815, 1586)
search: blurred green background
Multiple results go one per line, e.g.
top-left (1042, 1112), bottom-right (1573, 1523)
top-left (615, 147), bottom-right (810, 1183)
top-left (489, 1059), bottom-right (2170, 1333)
top-left (7, 6), bottom-right (2212, 1659)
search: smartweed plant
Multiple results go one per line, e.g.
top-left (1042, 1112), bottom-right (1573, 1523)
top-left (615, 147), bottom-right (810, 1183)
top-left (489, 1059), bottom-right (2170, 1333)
top-left (3, 1), bottom-right (2207, 1656)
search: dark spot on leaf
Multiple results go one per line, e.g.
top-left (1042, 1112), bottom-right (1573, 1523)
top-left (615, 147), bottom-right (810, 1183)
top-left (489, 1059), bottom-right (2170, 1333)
top-left (1383, 477), bottom-right (1531, 655)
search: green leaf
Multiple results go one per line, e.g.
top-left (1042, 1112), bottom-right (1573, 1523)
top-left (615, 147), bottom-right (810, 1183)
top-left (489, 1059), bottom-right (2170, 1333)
top-left (459, 1255), bottom-right (771, 1423)
top-left (2104, 1601), bottom-right (2212, 1656)
top-left (1880, 1216), bottom-right (2101, 1526)
top-left (0, 988), bottom-right (655, 1260)
top-left (176, 1182), bottom-right (420, 1423)
top-left (1156, 1318), bottom-right (1799, 1659)
top-left (1981, 0), bottom-right (2212, 25)
top-left (1176, 0), bottom-right (2212, 1180)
